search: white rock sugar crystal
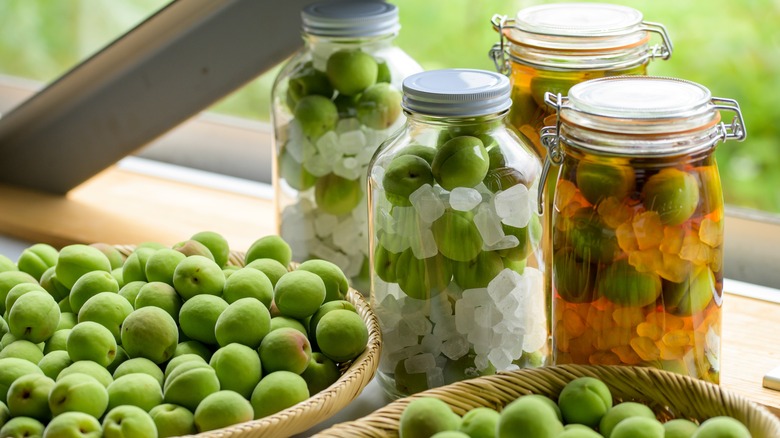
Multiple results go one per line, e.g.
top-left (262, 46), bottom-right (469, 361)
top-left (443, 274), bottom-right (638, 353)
top-left (370, 165), bottom-right (386, 189)
top-left (332, 217), bottom-right (360, 252)
top-left (488, 269), bottom-right (524, 303)
top-left (488, 348), bottom-right (513, 371)
top-left (474, 203), bottom-right (505, 246)
top-left (483, 235), bottom-right (519, 252)
top-left (441, 336), bottom-right (469, 360)
top-left (494, 183), bottom-right (531, 228)
top-left (409, 184), bottom-right (445, 224)
top-left (426, 367), bottom-right (445, 389)
top-left (421, 334), bottom-right (442, 356)
top-left (337, 118), bottom-right (361, 134)
top-left (357, 146), bottom-right (378, 166)
top-left (339, 130), bottom-right (368, 155)
top-left (405, 353), bottom-right (436, 374)
top-left (303, 153), bottom-right (333, 177)
top-left (449, 187), bottom-right (483, 211)
top-left (410, 228), bottom-right (438, 259)
top-left (315, 130), bottom-right (341, 157)
top-left (333, 157), bottom-right (362, 180)
top-left (313, 212), bottom-right (338, 238)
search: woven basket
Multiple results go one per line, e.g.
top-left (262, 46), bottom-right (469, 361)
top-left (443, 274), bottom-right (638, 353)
top-left (313, 365), bottom-right (780, 438)
top-left (115, 247), bottom-right (382, 437)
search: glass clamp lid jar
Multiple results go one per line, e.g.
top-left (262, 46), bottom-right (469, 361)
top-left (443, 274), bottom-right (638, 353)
top-left (272, 1), bottom-right (422, 293)
top-left (539, 76), bottom-right (746, 384)
top-left (489, 2), bottom-right (673, 158)
top-left (369, 69), bottom-right (547, 398)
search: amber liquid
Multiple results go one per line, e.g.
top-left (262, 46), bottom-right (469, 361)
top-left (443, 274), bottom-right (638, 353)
top-left (550, 151), bottom-right (724, 383)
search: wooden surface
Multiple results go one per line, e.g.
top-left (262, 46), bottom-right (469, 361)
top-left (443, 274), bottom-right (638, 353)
top-left (0, 165), bottom-right (779, 415)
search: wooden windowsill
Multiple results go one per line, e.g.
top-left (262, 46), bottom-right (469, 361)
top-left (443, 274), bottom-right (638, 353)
top-left (0, 166), bottom-right (779, 417)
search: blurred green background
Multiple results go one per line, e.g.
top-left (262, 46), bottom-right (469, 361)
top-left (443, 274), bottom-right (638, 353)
top-left (0, 0), bottom-right (776, 212)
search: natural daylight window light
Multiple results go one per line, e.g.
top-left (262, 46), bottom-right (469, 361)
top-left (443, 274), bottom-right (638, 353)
top-left (0, 0), bottom-right (778, 288)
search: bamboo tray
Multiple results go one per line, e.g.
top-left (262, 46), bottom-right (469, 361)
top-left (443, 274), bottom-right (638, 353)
top-left (115, 247), bottom-right (382, 438)
top-left (313, 365), bottom-right (780, 438)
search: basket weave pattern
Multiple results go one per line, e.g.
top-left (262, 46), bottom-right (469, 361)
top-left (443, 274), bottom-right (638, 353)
top-left (114, 247), bottom-right (382, 437)
top-left (314, 365), bottom-right (780, 438)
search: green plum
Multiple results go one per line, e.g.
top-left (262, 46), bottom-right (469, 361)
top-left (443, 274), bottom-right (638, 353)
top-left (118, 281), bottom-right (146, 307)
top-left (383, 155), bottom-right (434, 206)
top-left (172, 240), bottom-right (214, 260)
top-left (642, 168), bottom-right (700, 226)
top-left (315, 173), bottom-right (363, 216)
top-left (274, 270), bottom-right (326, 319)
top-left (106, 373), bottom-right (163, 412)
top-left (294, 95), bottom-right (339, 139)
top-left (172, 255), bottom-right (225, 300)
top-left (432, 136), bottom-right (489, 191)
top-left (222, 268), bottom-right (273, 308)
top-left (193, 390), bottom-right (253, 432)
top-left (568, 209), bottom-right (619, 264)
top-left (39, 267), bottom-right (70, 302)
top-left (395, 250), bottom-right (452, 300)
top-left (58, 361), bottom-right (113, 388)
top-left (134, 281), bottom-right (182, 320)
top-left (269, 316), bottom-right (308, 336)
top-left (663, 267), bottom-right (716, 317)
top-left (55, 244), bottom-right (112, 290)
top-left (399, 397), bottom-right (461, 438)
top-left (692, 416), bottom-right (750, 438)
top-left (0, 358), bottom-right (43, 403)
top-left (599, 402), bottom-right (656, 438)
top-left (190, 231), bottom-right (230, 269)
top-left (0, 271), bottom-right (38, 315)
top-left (43, 411), bottom-right (102, 438)
top-left (599, 259), bottom-right (662, 307)
top-left (395, 145), bottom-right (436, 166)
top-left (245, 258), bottom-right (289, 287)
top-left (280, 144), bottom-right (317, 191)
top-left (287, 61), bottom-right (334, 108)
top-left (245, 236), bottom-right (292, 268)
top-left (17, 243), bottom-right (58, 281)
top-left (8, 291), bottom-right (60, 343)
top-left (453, 251), bottom-right (504, 289)
top-left (459, 407), bottom-right (500, 438)
top-left (357, 83), bottom-right (402, 130)
top-left (113, 357), bottom-right (165, 387)
top-left (315, 309), bottom-right (368, 362)
top-left (663, 419), bottom-right (699, 438)
top-left (121, 247), bottom-right (157, 284)
top-left (78, 292), bottom-right (133, 342)
top-left (0, 340), bottom-right (43, 363)
top-left (297, 259), bottom-right (349, 303)
top-left (209, 344), bottom-right (262, 399)
top-left (6, 374), bottom-right (55, 421)
top-left (69, 270), bottom-right (119, 314)
top-left (173, 341), bottom-right (212, 362)
top-left (432, 211), bottom-right (483, 262)
top-left (163, 364), bottom-right (220, 412)
top-left (498, 396), bottom-right (563, 438)
top-left (258, 327), bottom-right (312, 374)
top-left (553, 249), bottom-right (597, 303)
top-left (179, 295), bottom-right (228, 345)
top-left (121, 307), bottom-right (179, 364)
top-left (144, 249), bottom-right (186, 286)
top-left (250, 371), bottom-right (309, 419)
top-left (89, 243), bottom-right (125, 270)
top-left (38, 350), bottom-right (73, 380)
top-left (0, 417), bottom-right (45, 438)
top-left (576, 160), bottom-right (635, 205)
top-left (557, 377), bottom-right (613, 428)
top-left (215, 298), bottom-right (270, 349)
top-left (611, 417), bottom-right (664, 438)
top-left (0, 255), bottom-right (16, 273)
top-left (149, 404), bottom-right (195, 438)
top-left (326, 49), bottom-right (378, 96)
top-left (48, 373), bottom-right (109, 418)
top-left (374, 243), bottom-right (401, 283)
top-left (300, 352), bottom-right (340, 395)
top-left (5, 283), bottom-right (46, 318)
top-left (102, 405), bottom-right (158, 438)
top-left (67, 322), bottom-right (117, 367)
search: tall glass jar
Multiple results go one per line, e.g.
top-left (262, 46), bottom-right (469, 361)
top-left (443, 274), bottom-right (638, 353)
top-left (369, 69), bottom-right (546, 399)
top-left (272, 1), bottom-right (422, 292)
top-left (490, 3), bottom-right (673, 158)
top-left (541, 76), bottom-right (746, 384)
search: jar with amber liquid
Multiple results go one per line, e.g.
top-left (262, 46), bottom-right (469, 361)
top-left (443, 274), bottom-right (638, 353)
top-left (541, 77), bottom-right (746, 384)
top-left (490, 3), bottom-right (673, 158)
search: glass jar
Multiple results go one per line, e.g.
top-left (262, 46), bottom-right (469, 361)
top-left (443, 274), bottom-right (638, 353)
top-left (540, 76), bottom-right (746, 384)
top-left (272, 1), bottom-right (422, 292)
top-left (490, 3), bottom-right (673, 158)
top-left (369, 69), bottom-right (547, 398)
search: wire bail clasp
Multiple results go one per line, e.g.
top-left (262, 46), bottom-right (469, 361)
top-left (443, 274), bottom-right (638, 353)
top-left (536, 92), bottom-right (567, 214)
top-left (489, 14), bottom-right (513, 75)
top-left (641, 21), bottom-right (674, 60)
top-left (712, 97), bottom-right (747, 142)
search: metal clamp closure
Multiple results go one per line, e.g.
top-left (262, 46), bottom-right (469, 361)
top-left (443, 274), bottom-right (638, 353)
top-left (489, 14), bottom-right (513, 75)
top-left (536, 92), bottom-right (568, 214)
top-left (640, 21), bottom-right (673, 60)
top-left (712, 97), bottom-right (747, 142)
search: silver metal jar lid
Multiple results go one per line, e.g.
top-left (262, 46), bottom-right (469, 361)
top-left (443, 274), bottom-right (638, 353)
top-left (301, 1), bottom-right (400, 38)
top-left (402, 69), bottom-right (512, 117)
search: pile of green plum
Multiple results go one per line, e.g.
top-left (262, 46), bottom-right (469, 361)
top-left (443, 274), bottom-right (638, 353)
top-left (0, 232), bottom-right (369, 437)
top-left (398, 377), bottom-right (752, 438)
top-left (276, 45), bottom-right (409, 290)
